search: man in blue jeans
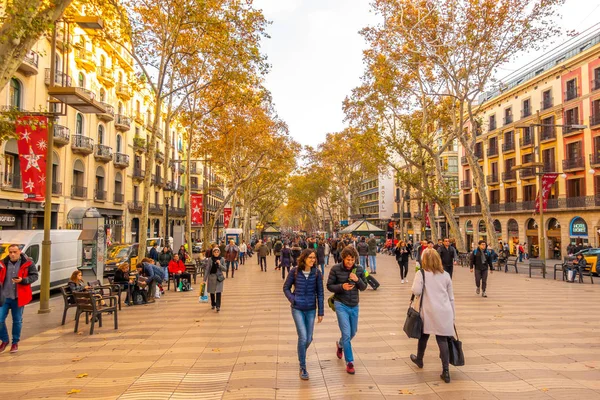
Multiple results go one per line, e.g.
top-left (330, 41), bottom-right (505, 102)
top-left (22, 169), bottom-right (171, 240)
top-left (367, 234), bottom-right (378, 274)
top-left (0, 244), bottom-right (39, 353)
top-left (327, 246), bottom-right (367, 374)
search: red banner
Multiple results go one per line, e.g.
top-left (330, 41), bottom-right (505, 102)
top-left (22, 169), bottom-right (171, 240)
top-left (424, 203), bottom-right (430, 227)
top-left (223, 208), bottom-right (232, 228)
top-left (191, 194), bottom-right (203, 225)
top-left (535, 173), bottom-right (559, 212)
top-left (16, 116), bottom-right (48, 202)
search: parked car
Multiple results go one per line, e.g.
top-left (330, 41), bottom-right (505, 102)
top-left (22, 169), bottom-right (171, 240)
top-left (574, 248), bottom-right (600, 275)
top-left (192, 242), bottom-right (203, 253)
top-left (104, 243), bottom-right (139, 276)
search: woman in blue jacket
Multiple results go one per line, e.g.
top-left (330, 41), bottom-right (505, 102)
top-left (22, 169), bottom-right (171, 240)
top-left (283, 249), bottom-right (324, 381)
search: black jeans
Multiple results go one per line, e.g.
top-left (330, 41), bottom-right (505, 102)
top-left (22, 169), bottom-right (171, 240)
top-left (174, 272), bottom-right (191, 288)
top-left (275, 255), bottom-right (281, 267)
top-left (443, 264), bottom-right (454, 278)
top-left (210, 292), bottom-right (222, 308)
top-left (475, 268), bottom-right (488, 292)
top-left (260, 256), bottom-right (267, 271)
top-left (281, 265), bottom-right (290, 279)
top-left (417, 334), bottom-right (449, 369)
top-left (398, 259), bottom-right (409, 279)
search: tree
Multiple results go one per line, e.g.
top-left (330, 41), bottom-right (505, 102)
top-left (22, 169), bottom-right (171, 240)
top-left (359, 0), bottom-right (565, 249)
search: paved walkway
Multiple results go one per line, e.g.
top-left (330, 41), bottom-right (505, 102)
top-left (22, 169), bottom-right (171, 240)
top-left (2, 254), bottom-right (600, 399)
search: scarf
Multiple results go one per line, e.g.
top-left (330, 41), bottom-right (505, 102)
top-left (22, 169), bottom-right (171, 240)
top-left (210, 256), bottom-right (220, 274)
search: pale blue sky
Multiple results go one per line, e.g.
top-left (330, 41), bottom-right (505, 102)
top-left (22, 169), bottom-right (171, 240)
top-left (254, 0), bottom-right (600, 147)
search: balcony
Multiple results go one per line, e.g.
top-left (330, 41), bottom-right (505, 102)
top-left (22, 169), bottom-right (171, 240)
top-left (1, 173), bottom-right (22, 190)
top-left (502, 171), bottom-right (517, 182)
top-left (502, 140), bottom-right (515, 153)
top-left (487, 145), bottom-right (498, 157)
top-left (591, 153), bottom-right (600, 168)
top-left (51, 181), bottom-right (62, 195)
top-left (564, 87), bottom-right (579, 102)
top-left (489, 203), bottom-right (503, 212)
top-left (44, 69), bottom-right (72, 87)
top-left (455, 205), bottom-right (481, 215)
top-left (563, 122), bottom-right (584, 137)
top-left (114, 193), bottom-right (124, 204)
top-left (96, 102), bottom-right (115, 122)
top-left (163, 181), bottom-right (174, 192)
top-left (566, 196), bottom-right (595, 208)
top-left (521, 107), bottom-right (531, 118)
top-left (178, 164), bottom-right (185, 174)
top-left (540, 126), bottom-right (556, 142)
top-left (74, 47), bottom-right (95, 73)
top-left (191, 182), bottom-right (200, 192)
top-left (94, 189), bottom-right (107, 202)
top-left (562, 157), bottom-right (585, 172)
top-left (460, 180), bottom-right (472, 190)
top-left (96, 66), bottom-right (115, 88)
top-left (71, 135), bottom-right (94, 155)
top-left (113, 153), bottom-right (130, 169)
top-left (461, 156), bottom-right (469, 166)
top-left (114, 114), bottom-right (131, 131)
top-left (155, 128), bottom-right (164, 140)
top-left (170, 206), bottom-right (186, 217)
top-left (132, 167), bottom-right (145, 181)
top-left (503, 114), bottom-right (513, 125)
top-left (520, 135), bottom-right (534, 148)
top-left (590, 113), bottom-right (600, 128)
top-left (128, 201), bottom-right (142, 213)
top-left (155, 150), bottom-right (165, 164)
top-left (94, 144), bottom-right (113, 163)
top-left (133, 137), bottom-right (147, 154)
top-left (152, 174), bottom-right (164, 187)
top-left (53, 124), bottom-right (70, 147)
top-left (18, 51), bottom-right (39, 76)
top-left (47, 86), bottom-right (106, 114)
top-left (486, 174), bottom-right (499, 185)
top-left (474, 150), bottom-right (483, 161)
top-left (149, 203), bottom-right (163, 215)
top-left (541, 97), bottom-right (553, 110)
top-left (520, 168), bottom-right (535, 179)
top-left (592, 79), bottom-right (600, 92)
top-left (71, 185), bottom-right (87, 198)
top-left (116, 83), bottom-right (132, 100)
top-left (542, 162), bottom-right (557, 173)
top-left (175, 184), bottom-right (185, 194)
top-left (134, 112), bottom-right (144, 124)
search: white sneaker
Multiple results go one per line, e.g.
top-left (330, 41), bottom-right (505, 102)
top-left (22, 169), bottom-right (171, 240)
top-left (401, 279), bottom-right (404, 284)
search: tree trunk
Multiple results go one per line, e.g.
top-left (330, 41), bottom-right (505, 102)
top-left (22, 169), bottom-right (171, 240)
top-left (438, 202), bottom-right (466, 252)
top-left (185, 144), bottom-right (192, 256)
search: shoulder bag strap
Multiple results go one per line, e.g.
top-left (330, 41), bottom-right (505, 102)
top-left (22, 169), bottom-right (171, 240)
top-left (418, 268), bottom-right (425, 310)
top-left (453, 324), bottom-right (459, 340)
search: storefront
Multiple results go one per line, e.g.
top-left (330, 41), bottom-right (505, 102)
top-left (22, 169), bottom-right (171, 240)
top-left (0, 199), bottom-right (58, 230)
top-left (507, 218), bottom-right (519, 255)
top-left (477, 219), bottom-right (487, 242)
top-left (547, 218), bottom-right (562, 259)
top-left (569, 216), bottom-right (589, 246)
top-left (526, 218), bottom-right (539, 258)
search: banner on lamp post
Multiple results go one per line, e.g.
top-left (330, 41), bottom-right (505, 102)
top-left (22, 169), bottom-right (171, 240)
top-left (191, 194), bottom-right (203, 225)
top-left (535, 173), bottom-right (559, 213)
top-left (16, 116), bottom-right (48, 202)
top-left (223, 207), bottom-right (232, 228)
top-left (424, 203), bottom-right (430, 228)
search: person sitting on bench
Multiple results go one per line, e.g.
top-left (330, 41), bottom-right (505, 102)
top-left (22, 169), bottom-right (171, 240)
top-left (567, 253), bottom-right (586, 283)
top-left (169, 254), bottom-right (191, 291)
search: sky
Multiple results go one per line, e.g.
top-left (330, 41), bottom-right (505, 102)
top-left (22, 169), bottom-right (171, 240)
top-left (253, 0), bottom-right (600, 148)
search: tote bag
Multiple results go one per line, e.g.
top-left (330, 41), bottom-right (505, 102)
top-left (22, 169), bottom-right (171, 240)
top-left (448, 325), bottom-right (465, 366)
top-left (403, 269), bottom-right (425, 339)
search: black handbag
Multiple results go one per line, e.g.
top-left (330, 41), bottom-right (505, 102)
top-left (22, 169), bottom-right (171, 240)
top-left (448, 325), bottom-right (465, 366)
top-left (403, 269), bottom-right (425, 339)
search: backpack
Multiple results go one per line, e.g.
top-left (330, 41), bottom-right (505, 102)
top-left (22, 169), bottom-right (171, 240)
top-left (180, 278), bottom-right (191, 292)
top-left (132, 288), bottom-right (147, 305)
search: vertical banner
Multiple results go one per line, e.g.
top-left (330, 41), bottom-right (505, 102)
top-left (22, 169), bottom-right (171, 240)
top-left (378, 168), bottom-right (395, 219)
top-left (424, 203), bottom-right (431, 227)
top-left (191, 194), bottom-right (203, 225)
top-left (16, 116), bottom-right (48, 202)
top-left (535, 173), bottom-right (559, 212)
top-left (223, 208), bottom-right (232, 229)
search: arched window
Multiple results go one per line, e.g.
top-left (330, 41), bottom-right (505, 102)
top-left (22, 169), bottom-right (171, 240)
top-left (72, 159), bottom-right (85, 197)
top-left (76, 113), bottom-right (84, 135)
top-left (78, 72), bottom-right (85, 88)
top-left (9, 78), bottom-right (22, 109)
top-left (97, 124), bottom-right (104, 144)
top-left (116, 135), bottom-right (122, 153)
top-left (95, 166), bottom-right (105, 200)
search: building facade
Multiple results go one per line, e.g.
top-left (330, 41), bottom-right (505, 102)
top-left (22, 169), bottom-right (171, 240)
top-left (456, 32), bottom-right (600, 257)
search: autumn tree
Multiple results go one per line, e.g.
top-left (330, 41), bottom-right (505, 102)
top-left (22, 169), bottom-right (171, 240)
top-left (359, 0), bottom-right (565, 248)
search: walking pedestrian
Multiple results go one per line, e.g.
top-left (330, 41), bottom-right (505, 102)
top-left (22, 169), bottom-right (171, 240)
top-left (239, 240), bottom-right (247, 265)
top-left (409, 248), bottom-right (455, 384)
top-left (327, 246), bottom-right (368, 375)
top-left (324, 240), bottom-right (331, 266)
top-left (204, 247), bottom-right (226, 312)
top-left (470, 240), bottom-right (493, 297)
top-left (274, 239), bottom-right (283, 269)
top-left (317, 240), bottom-right (326, 275)
top-left (281, 244), bottom-right (293, 279)
top-left (224, 240), bottom-right (239, 278)
top-left (367, 234), bottom-right (377, 274)
top-left (394, 240), bottom-right (410, 283)
top-left (438, 238), bottom-right (458, 278)
top-left (149, 243), bottom-right (160, 263)
top-left (158, 246), bottom-right (172, 284)
top-left (257, 240), bottom-right (269, 271)
top-left (356, 237), bottom-right (369, 269)
top-left (283, 249), bottom-right (324, 380)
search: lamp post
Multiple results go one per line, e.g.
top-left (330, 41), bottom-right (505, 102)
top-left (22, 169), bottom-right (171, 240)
top-left (514, 121), bottom-right (587, 267)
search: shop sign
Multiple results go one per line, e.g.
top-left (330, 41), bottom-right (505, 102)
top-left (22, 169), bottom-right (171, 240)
top-left (0, 214), bottom-right (16, 226)
top-left (570, 217), bottom-right (588, 237)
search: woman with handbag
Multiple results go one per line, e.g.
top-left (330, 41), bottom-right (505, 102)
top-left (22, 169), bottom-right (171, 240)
top-left (410, 248), bottom-right (455, 383)
top-left (283, 249), bottom-right (324, 380)
top-left (394, 240), bottom-right (410, 283)
top-left (203, 247), bottom-right (226, 312)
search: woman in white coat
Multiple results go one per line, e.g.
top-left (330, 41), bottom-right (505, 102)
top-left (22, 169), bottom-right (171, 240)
top-left (410, 248), bottom-right (455, 383)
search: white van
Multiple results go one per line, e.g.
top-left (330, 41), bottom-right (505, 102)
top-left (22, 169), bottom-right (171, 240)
top-left (0, 230), bottom-right (83, 294)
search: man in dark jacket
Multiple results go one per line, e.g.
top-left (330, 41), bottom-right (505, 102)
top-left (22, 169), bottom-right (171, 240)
top-left (0, 244), bottom-right (38, 353)
top-left (137, 262), bottom-right (160, 303)
top-left (470, 240), bottom-right (493, 298)
top-left (367, 235), bottom-right (378, 274)
top-left (157, 247), bottom-right (172, 284)
top-left (149, 243), bottom-right (159, 262)
top-left (438, 238), bottom-right (458, 278)
top-left (356, 237), bottom-right (369, 269)
top-left (327, 246), bottom-right (367, 375)
top-left (257, 240), bottom-right (269, 271)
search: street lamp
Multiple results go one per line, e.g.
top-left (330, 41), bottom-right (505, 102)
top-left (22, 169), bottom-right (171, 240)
top-left (514, 121), bottom-right (588, 268)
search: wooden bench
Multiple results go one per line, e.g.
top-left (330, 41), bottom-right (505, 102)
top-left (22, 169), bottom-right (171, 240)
top-left (528, 259), bottom-right (546, 278)
top-left (73, 291), bottom-right (118, 335)
top-left (499, 256), bottom-right (519, 273)
top-left (60, 286), bottom-right (81, 326)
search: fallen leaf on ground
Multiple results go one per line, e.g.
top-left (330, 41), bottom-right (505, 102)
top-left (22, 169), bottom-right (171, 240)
top-left (66, 389), bottom-right (81, 395)
top-left (76, 373), bottom-right (88, 378)
top-left (399, 389), bottom-right (414, 394)
top-left (71, 358), bottom-right (82, 362)
top-left (541, 388), bottom-right (549, 392)
top-left (212, 348), bottom-right (221, 352)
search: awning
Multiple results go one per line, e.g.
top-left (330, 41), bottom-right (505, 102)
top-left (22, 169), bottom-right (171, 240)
top-left (67, 207), bottom-right (102, 225)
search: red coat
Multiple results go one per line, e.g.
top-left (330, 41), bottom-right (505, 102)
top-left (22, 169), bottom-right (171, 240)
top-left (0, 254), bottom-right (37, 307)
top-left (168, 259), bottom-right (186, 275)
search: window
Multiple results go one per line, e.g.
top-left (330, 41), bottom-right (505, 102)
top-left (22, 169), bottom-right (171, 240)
top-left (592, 99), bottom-right (600, 125)
top-left (118, 102), bottom-right (123, 115)
top-left (566, 141), bottom-right (581, 159)
top-left (503, 130), bottom-right (514, 150)
top-left (463, 194), bottom-right (472, 207)
top-left (99, 88), bottom-right (106, 102)
top-left (490, 190), bottom-right (500, 204)
top-left (116, 135), bottom-right (122, 153)
top-left (489, 114), bottom-right (496, 131)
top-left (542, 148), bottom-right (556, 171)
top-left (504, 158), bottom-right (515, 172)
top-left (154, 191), bottom-right (159, 205)
top-left (491, 162), bottom-right (498, 177)
top-left (133, 185), bottom-right (139, 202)
top-left (97, 124), bottom-right (104, 144)
top-left (504, 107), bottom-right (513, 125)
top-left (76, 113), bottom-right (84, 135)
top-left (541, 115), bottom-right (555, 140)
top-left (73, 159), bottom-right (85, 187)
top-left (542, 89), bottom-right (552, 109)
top-left (25, 245), bottom-right (40, 265)
top-left (567, 178), bottom-right (583, 197)
top-left (447, 157), bottom-right (458, 173)
top-left (593, 68), bottom-right (600, 90)
top-left (565, 107), bottom-right (579, 125)
top-left (522, 152), bottom-right (533, 164)
top-left (78, 72), bottom-right (85, 88)
top-left (565, 78), bottom-right (578, 100)
top-left (505, 187), bottom-right (517, 203)
top-left (523, 185), bottom-right (536, 202)
top-left (9, 78), bottom-right (22, 109)
top-left (522, 99), bottom-right (531, 117)
top-left (96, 166), bottom-right (105, 192)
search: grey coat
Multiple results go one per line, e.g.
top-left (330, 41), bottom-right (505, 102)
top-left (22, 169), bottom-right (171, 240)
top-left (411, 269), bottom-right (455, 336)
top-left (204, 257), bottom-right (226, 294)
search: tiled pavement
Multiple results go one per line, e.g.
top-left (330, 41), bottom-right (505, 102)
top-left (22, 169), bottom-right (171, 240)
top-left (1, 254), bottom-right (600, 400)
